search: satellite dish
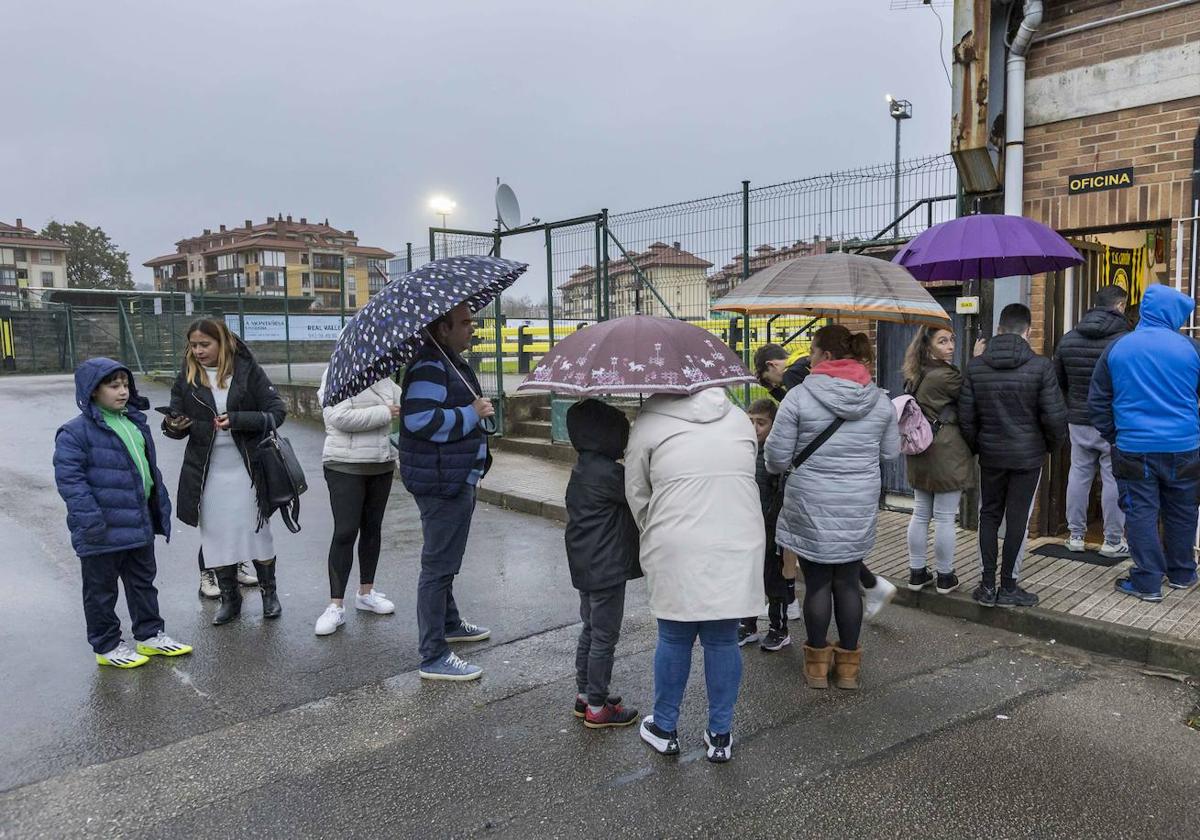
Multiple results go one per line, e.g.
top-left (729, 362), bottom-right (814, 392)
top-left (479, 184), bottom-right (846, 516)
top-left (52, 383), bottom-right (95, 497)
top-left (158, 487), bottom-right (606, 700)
top-left (495, 183), bottom-right (521, 230)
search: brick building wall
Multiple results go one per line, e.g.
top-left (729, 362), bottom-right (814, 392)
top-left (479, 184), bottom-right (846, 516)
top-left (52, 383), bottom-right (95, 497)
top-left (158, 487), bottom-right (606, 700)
top-left (1020, 0), bottom-right (1200, 352)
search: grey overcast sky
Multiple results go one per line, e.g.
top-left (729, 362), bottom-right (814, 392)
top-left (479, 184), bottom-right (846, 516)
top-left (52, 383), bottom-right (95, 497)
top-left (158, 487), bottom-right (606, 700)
top-left (4, 0), bottom-right (955, 300)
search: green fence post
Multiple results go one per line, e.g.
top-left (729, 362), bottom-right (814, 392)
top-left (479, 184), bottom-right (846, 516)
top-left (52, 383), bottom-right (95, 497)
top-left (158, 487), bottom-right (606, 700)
top-left (545, 227), bottom-right (555, 348)
top-left (493, 231), bottom-right (505, 432)
top-left (429, 229), bottom-right (437, 260)
top-left (170, 290), bottom-right (178, 364)
top-left (741, 180), bottom-right (753, 405)
top-left (406, 242), bottom-right (413, 273)
top-left (284, 288), bottom-right (292, 384)
top-left (65, 304), bottom-right (76, 369)
top-left (600, 209), bottom-right (611, 320)
top-left (237, 283), bottom-right (245, 339)
top-left (339, 255), bottom-right (347, 328)
top-left (593, 221), bottom-right (602, 322)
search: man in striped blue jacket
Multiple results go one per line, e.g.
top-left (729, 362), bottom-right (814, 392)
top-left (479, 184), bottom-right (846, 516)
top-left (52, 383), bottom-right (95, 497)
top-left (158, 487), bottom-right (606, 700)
top-left (400, 303), bottom-right (495, 681)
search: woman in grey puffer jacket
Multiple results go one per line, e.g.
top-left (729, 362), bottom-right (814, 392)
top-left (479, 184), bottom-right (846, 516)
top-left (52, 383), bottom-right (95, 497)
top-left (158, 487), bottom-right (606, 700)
top-left (765, 325), bottom-right (900, 691)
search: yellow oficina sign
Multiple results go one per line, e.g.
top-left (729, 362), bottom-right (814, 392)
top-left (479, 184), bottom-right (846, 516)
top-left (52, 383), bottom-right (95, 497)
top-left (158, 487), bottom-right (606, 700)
top-left (1068, 167), bottom-right (1134, 195)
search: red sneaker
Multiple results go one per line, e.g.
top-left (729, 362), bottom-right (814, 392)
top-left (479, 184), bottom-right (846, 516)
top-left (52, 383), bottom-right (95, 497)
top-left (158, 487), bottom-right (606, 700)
top-left (584, 701), bottom-right (640, 729)
top-left (573, 694), bottom-right (621, 719)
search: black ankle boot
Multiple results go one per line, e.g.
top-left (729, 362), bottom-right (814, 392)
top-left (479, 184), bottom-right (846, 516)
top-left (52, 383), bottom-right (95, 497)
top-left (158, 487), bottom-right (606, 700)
top-left (212, 565), bottom-right (242, 625)
top-left (254, 559), bottom-right (282, 619)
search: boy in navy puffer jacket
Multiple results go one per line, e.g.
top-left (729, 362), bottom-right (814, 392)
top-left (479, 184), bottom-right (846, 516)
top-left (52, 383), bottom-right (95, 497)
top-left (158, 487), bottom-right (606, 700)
top-left (54, 358), bottom-right (192, 668)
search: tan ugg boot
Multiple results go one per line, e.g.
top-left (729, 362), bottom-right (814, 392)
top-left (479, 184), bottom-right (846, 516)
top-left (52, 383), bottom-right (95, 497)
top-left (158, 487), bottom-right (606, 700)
top-left (781, 549), bottom-right (798, 580)
top-left (802, 644), bottom-right (834, 689)
top-left (832, 645), bottom-right (862, 690)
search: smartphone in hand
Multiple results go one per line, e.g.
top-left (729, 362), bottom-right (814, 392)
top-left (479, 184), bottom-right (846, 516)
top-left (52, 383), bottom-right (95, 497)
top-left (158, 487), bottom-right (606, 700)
top-left (154, 406), bottom-right (179, 418)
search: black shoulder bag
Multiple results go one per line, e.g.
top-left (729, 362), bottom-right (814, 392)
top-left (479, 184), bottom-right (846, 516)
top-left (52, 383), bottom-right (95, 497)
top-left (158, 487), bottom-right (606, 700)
top-left (791, 417), bottom-right (846, 470)
top-left (255, 412), bottom-right (308, 533)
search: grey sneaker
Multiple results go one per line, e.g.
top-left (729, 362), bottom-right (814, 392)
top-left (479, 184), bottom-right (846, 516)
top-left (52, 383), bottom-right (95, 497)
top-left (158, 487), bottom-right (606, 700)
top-left (1099, 541), bottom-right (1130, 559)
top-left (418, 651), bottom-right (482, 681)
top-left (236, 561), bottom-right (259, 586)
top-left (972, 583), bottom-right (998, 607)
top-left (445, 621), bottom-right (491, 643)
top-left (1064, 536), bottom-right (1086, 553)
top-left (198, 569), bottom-right (219, 600)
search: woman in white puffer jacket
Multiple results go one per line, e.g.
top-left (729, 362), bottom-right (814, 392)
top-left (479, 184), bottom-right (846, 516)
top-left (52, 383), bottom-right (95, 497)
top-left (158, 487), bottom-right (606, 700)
top-left (314, 369), bottom-right (404, 636)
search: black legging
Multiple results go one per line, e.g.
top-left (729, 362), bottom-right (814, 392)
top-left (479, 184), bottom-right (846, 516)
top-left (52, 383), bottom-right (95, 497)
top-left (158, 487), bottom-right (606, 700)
top-left (799, 558), bottom-right (864, 650)
top-left (325, 468), bottom-right (394, 599)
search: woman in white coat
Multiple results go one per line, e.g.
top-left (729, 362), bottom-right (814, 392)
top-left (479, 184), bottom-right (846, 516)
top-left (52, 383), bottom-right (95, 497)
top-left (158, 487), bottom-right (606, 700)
top-left (314, 371), bottom-right (404, 636)
top-left (625, 387), bottom-right (765, 764)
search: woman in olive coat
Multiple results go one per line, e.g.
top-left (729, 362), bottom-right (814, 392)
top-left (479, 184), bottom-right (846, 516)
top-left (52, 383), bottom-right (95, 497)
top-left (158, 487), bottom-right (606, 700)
top-left (902, 326), bottom-right (975, 595)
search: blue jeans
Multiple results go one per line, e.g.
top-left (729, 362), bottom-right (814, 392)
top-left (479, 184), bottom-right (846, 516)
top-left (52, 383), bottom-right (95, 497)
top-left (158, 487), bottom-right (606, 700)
top-left (414, 487), bottom-right (476, 667)
top-left (1115, 449), bottom-right (1200, 594)
top-left (652, 619), bottom-right (742, 736)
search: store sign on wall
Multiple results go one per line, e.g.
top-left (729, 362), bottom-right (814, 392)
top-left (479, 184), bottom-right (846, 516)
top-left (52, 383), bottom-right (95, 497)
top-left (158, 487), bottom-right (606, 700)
top-left (1068, 167), bottom-right (1134, 195)
top-left (224, 314), bottom-right (345, 342)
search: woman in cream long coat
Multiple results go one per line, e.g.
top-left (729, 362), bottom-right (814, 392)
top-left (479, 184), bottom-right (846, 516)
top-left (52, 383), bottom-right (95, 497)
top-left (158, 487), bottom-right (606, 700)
top-left (625, 386), bottom-right (764, 763)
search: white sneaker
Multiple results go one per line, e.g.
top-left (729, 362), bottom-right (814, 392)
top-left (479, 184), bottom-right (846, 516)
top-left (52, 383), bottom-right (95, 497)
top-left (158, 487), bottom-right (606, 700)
top-left (136, 632), bottom-right (193, 657)
top-left (787, 600), bottom-right (801, 621)
top-left (1100, 541), bottom-right (1130, 559)
top-left (863, 576), bottom-right (897, 621)
top-left (1065, 536), bottom-right (1086, 553)
top-left (236, 561), bottom-right (259, 586)
top-left (96, 641), bottom-right (149, 669)
top-left (315, 604), bottom-right (345, 636)
top-left (198, 569), bottom-right (219, 599)
top-left (355, 590), bottom-right (395, 615)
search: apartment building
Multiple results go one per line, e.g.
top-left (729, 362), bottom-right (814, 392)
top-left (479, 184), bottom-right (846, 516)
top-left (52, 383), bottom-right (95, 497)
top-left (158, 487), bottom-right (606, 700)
top-left (144, 216), bottom-right (394, 311)
top-left (559, 241), bottom-right (714, 320)
top-left (0, 218), bottom-right (69, 299)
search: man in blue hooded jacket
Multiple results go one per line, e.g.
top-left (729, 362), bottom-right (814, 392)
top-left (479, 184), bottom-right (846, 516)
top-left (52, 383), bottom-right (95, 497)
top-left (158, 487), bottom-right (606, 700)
top-left (1089, 284), bottom-right (1200, 601)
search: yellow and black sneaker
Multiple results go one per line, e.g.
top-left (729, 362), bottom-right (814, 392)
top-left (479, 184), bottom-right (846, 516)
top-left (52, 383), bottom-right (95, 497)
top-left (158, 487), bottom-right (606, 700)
top-left (136, 632), bottom-right (193, 657)
top-left (96, 641), bottom-right (150, 669)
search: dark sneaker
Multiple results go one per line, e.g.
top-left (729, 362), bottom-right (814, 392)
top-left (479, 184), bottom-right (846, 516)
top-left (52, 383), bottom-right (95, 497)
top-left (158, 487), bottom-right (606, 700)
top-left (584, 700), bottom-right (639, 729)
top-left (1166, 575), bottom-right (1198, 591)
top-left (639, 715), bottom-right (680, 756)
top-left (574, 694), bottom-right (621, 719)
top-left (996, 585), bottom-right (1039, 608)
top-left (760, 628), bottom-right (792, 652)
top-left (908, 568), bottom-right (934, 591)
top-left (936, 572), bottom-right (960, 595)
top-left (972, 583), bottom-right (998, 607)
top-left (703, 729), bottom-right (733, 764)
top-left (737, 624), bottom-right (761, 647)
top-left (1114, 578), bottom-right (1163, 602)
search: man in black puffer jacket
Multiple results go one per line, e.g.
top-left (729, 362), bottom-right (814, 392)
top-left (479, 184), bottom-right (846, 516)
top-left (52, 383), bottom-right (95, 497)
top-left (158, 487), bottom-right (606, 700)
top-left (960, 303), bottom-right (1068, 608)
top-left (1053, 285), bottom-right (1130, 556)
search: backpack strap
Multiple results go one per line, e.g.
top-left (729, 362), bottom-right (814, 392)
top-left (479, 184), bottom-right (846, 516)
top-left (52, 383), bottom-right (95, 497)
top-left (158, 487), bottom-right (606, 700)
top-left (791, 417), bottom-right (846, 470)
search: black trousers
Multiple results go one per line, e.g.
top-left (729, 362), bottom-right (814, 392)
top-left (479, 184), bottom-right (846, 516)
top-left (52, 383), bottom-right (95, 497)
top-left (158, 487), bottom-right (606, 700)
top-left (978, 466), bottom-right (1041, 588)
top-left (799, 558), bottom-right (863, 650)
top-left (325, 467), bottom-right (395, 599)
top-left (81, 544), bottom-right (164, 654)
top-left (575, 584), bottom-right (626, 707)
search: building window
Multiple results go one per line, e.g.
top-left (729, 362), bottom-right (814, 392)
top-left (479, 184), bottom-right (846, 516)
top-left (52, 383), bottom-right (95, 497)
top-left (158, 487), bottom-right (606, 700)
top-left (261, 250), bottom-right (285, 267)
top-left (301, 254), bottom-right (309, 265)
top-left (348, 293), bottom-right (357, 308)
top-left (41, 271), bottom-right (53, 284)
top-left (301, 272), bottom-right (311, 288)
top-left (39, 250), bottom-right (53, 264)
top-left (13, 249), bottom-right (25, 262)
top-left (344, 256), bottom-right (356, 269)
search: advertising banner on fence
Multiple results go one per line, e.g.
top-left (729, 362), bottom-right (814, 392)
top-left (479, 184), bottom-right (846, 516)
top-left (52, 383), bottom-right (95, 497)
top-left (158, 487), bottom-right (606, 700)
top-left (224, 314), bottom-right (346, 342)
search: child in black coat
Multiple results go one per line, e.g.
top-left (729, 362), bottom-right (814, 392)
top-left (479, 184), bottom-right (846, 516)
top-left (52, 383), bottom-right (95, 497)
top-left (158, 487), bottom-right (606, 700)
top-left (739, 399), bottom-right (795, 651)
top-left (564, 399), bottom-right (641, 729)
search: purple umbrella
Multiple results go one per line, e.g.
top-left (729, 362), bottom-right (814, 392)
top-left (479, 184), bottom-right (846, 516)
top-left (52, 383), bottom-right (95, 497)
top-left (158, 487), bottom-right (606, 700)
top-left (516, 315), bottom-right (755, 396)
top-left (892, 214), bottom-right (1083, 281)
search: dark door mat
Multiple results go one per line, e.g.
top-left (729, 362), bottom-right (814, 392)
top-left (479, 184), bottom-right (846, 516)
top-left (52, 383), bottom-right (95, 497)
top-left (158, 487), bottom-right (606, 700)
top-left (1032, 543), bottom-right (1123, 567)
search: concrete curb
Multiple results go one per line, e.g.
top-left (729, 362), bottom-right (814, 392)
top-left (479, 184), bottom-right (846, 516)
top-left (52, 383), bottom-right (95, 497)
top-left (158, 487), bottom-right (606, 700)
top-left (478, 484), bottom-right (1200, 676)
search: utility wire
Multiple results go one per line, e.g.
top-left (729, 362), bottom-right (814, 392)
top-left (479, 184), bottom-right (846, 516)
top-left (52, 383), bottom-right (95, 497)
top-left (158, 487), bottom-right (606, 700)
top-left (929, 3), bottom-right (954, 87)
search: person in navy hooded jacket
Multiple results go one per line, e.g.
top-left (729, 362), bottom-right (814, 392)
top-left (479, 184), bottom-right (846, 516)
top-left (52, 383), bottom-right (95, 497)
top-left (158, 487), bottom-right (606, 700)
top-left (1090, 285), bottom-right (1200, 601)
top-left (53, 358), bottom-right (192, 668)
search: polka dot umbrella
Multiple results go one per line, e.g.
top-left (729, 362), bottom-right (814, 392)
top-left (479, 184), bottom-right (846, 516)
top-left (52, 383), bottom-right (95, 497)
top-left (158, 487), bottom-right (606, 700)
top-left (322, 255), bottom-right (528, 407)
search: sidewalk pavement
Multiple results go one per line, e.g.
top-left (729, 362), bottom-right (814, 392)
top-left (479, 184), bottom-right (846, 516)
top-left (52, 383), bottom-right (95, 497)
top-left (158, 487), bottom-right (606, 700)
top-left (479, 448), bottom-right (1200, 675)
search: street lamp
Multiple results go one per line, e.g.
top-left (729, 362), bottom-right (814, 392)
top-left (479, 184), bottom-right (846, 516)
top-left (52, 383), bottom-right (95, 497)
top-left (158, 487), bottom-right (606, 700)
top-left (429, 196), bottom-right (456, 256)
top-left (886, 94), bottom-right (913, 227)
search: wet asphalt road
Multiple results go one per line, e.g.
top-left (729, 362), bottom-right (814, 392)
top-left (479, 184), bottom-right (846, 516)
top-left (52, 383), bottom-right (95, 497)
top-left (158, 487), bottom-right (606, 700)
top-left (1, 373), bottom-right (1199, 839)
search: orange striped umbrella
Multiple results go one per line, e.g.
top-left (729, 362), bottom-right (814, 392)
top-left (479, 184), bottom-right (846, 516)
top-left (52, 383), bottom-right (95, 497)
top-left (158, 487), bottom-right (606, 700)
top-left (713, 252), bottom-right (950, 326)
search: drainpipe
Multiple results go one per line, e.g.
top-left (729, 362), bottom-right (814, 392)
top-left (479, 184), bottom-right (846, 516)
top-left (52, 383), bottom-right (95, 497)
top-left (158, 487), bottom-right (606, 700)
top-left (1004, 0), bottom-right (1044, 218)
top-left (994, 0), bottom-right (1044, 331)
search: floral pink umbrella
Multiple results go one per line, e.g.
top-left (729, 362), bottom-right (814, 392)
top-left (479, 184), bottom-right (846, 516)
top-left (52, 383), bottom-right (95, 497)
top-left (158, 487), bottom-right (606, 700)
top-left (516, 314), bottom-right (755, 395)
